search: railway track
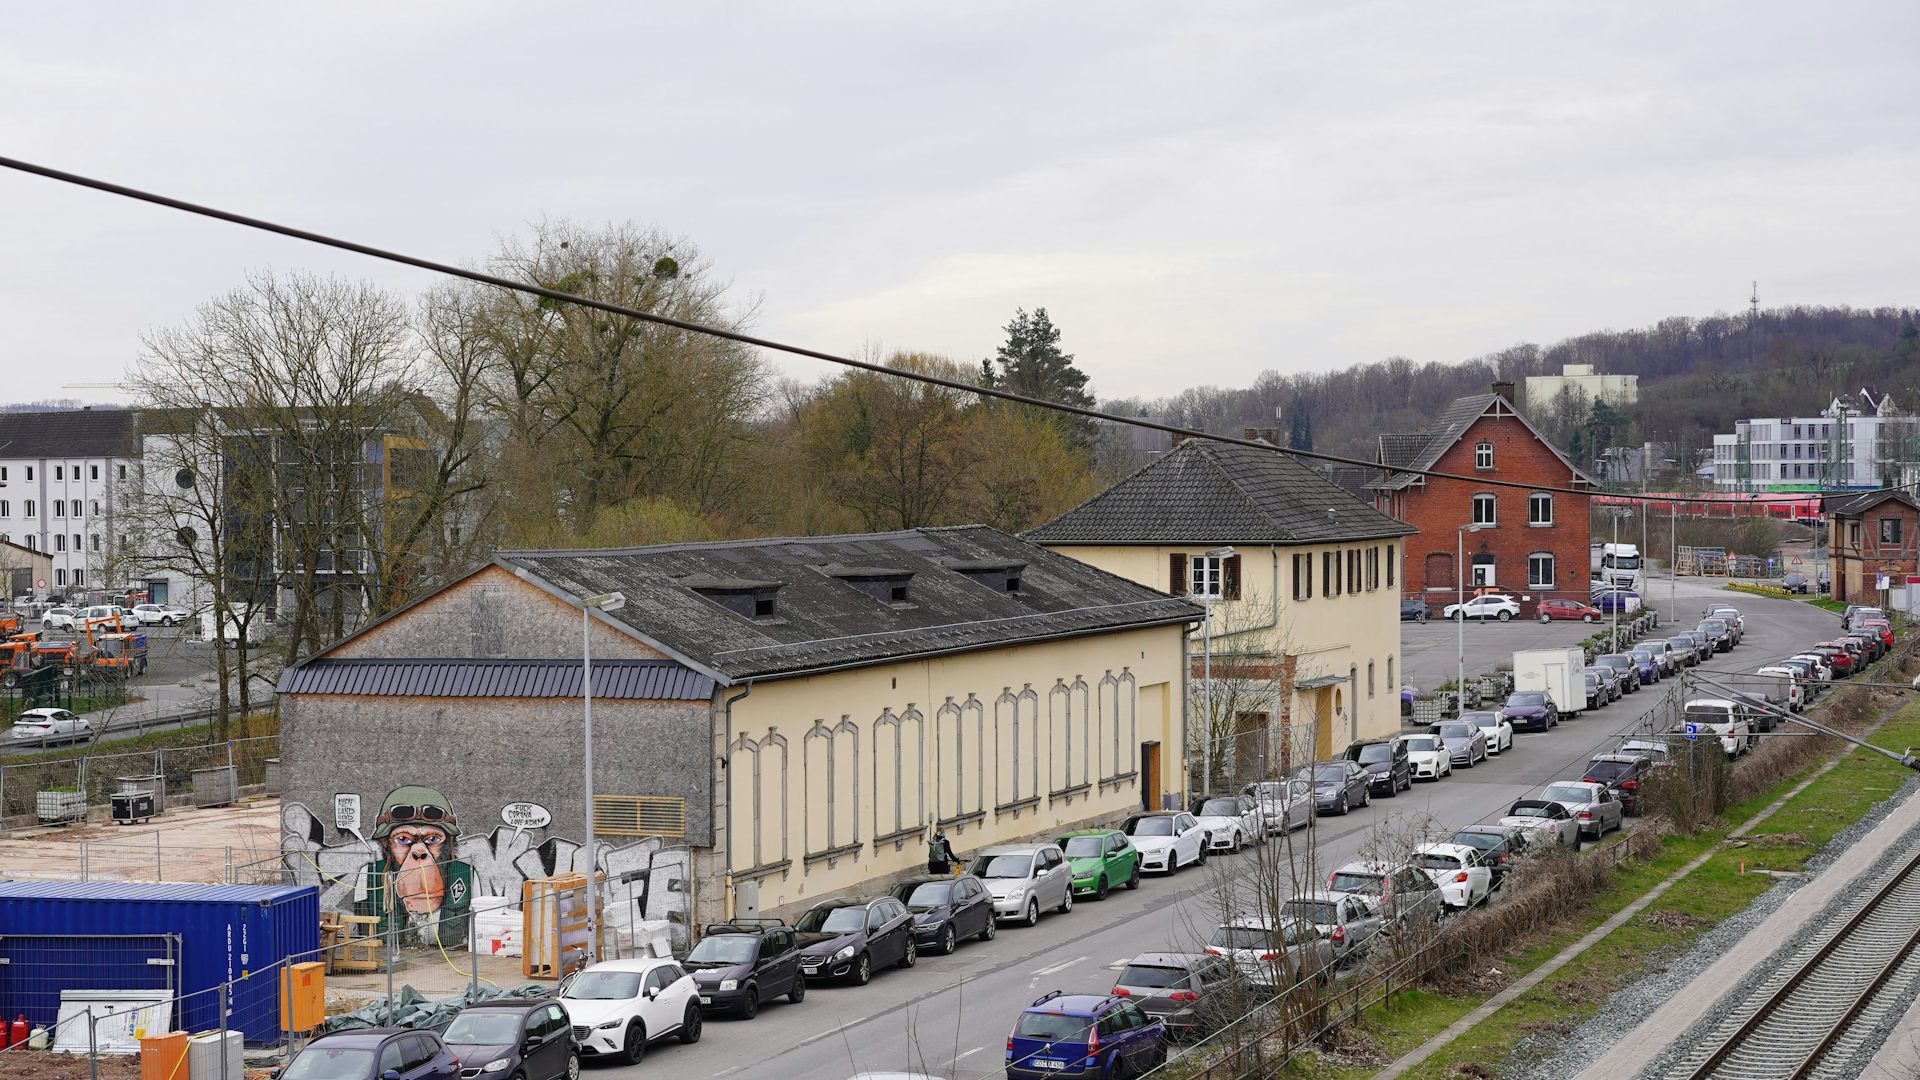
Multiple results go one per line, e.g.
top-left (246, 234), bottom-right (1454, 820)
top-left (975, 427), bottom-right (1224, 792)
top-left (1673, 840), bottom-right (1920, 1080)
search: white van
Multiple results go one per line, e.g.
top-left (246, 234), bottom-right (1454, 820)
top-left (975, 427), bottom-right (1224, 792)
top-left (1683, 698), bottom-right (1752, 758)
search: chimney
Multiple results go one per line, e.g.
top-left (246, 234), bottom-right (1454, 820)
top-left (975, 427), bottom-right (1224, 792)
top-left (1491, 381), bottom-right (1516, 403)
top-left (1241, 427), bottom-right (1283, 444)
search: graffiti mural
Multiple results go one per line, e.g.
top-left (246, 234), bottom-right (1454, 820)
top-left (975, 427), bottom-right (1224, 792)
top-left (282, 791), bottom-right (693, 950)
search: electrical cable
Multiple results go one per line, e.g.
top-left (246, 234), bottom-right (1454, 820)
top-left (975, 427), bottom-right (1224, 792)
top-left (2, 153), bottom-right (1912, 508)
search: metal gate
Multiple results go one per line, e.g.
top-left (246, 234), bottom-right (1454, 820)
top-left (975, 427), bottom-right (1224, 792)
top-left (0, 933), bottom-right (180, 1030)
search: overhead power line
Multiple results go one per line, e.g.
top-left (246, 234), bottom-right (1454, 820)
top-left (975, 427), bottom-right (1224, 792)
top-left (0, 152), bottom-right (1905, 508)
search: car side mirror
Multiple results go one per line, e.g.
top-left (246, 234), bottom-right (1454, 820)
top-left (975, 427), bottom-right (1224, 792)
top-left (383, 1072), bottom-right (404, 1080)
top-left (523, 1039), bottom-right (539, 1054)
top-left (644, 986), bottom-right (658, 1000)
top-left (1032, 866), bottom-right (1044, 878)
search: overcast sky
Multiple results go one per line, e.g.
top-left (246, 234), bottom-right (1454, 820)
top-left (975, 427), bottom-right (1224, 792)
top-left (3, 2), bottom-right (1916, 405)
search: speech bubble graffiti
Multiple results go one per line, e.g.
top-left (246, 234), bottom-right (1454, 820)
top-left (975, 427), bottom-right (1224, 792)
top-left (501, 802), bottom-right (552, 844)
top-left (332, 793), bottom-right (367, 846)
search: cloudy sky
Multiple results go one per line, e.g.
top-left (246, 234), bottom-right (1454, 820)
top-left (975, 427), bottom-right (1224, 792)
top-left (3, 2), bottom-right (1915, 404)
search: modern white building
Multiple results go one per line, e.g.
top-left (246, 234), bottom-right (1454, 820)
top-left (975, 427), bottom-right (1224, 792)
top-left (1523, 363), bottom-right (1639, 412)
top-left (1710, 390), bottom-right (1914, 492)
top-left (0, 408), bottom-right (140, 599)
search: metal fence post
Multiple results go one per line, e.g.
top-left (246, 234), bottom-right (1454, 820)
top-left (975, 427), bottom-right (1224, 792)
top-left (80, 840), bottom-right (89, 881)
top-left (219, 981), bottom-right (230, 1080)
top-left (155, 830), bottom-right (163, 881)
top-left (225, 846), bottom-right (235, 885)
top-left (226, 739), bottom-right (234, 773)
top-left (469, 909), bottom-right (480, 997)
top-left (385, 919), bottom-right (396, 1023)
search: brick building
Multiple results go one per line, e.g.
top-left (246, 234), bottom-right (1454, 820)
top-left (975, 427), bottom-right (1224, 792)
top-left (1370, 382), bottom-right (1596, 611)
top-left (1825, 490), bottom-right (1920, 603)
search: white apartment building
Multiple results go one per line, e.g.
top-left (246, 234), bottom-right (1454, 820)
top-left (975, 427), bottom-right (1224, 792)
top-left (1523, 363), bottom-right (1639, 412)
top-left (1710, 390), bottom-right (1913, 492)
top-left (0, 408), bottom-right (138, 599)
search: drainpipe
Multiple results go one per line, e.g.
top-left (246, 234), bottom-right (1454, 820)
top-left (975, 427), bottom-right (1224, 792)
top-left (720, 682), bottom-right (753, 921)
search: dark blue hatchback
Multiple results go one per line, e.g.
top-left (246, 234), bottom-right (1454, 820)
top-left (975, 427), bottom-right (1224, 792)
top-left (279, 1027), bottom-right (461, 1079)
top-left (1007, 991), bottom-right (1167, 1079)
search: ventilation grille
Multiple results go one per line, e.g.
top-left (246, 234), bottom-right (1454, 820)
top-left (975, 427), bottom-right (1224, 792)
top-left (593, 795), bottom-right (686, 838)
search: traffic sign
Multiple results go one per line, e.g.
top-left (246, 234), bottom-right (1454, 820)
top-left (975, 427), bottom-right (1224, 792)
top-left (1682, 721), bottom-right (1699, 741)
top-left (1790, 557), bottom-right (1803, 566)
top-left (34, 578), bottom-right (45, 589)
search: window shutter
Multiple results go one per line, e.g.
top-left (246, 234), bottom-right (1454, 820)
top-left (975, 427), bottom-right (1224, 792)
top-left (1169, 553), bottom-right (1188, 595)
top-left (1224, 556), bottom-right (1242, 600)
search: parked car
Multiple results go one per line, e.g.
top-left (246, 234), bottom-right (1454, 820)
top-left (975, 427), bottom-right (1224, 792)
top-left (1789, 652), bottom-right (1834, 681)
top-left (1538, 780), bottom-right (1624, 838)
top-left (1619, 738), bottom-right (1676, 768)
top-left (684, 921), bottom-right (807, 1017)
top-left (1398, 734), bottom-right (1453, 781)
top-left (1644, 639), bottom-right (1681, 675)
top-left (559, 957), bottom-right (702, 1063)
top-left (1430, 720), bottom-right (1489, 767)
top-left (1498, 799), bottom-right (1580, 848)
top-left (1462, 709), bottom-right (1514, 754)
top-left (1841, 632), bottom-right (1883, 663)
top-left (1006, 992), bottom-right (1167, 1080)
top-left (1594, 654), bottom-right (1642, 693)
top-left (130, 603), bottom-right (191, 626)
top-left (1324, 860), bottom-right (1445, 930)
top-left (1295, 759), bottom-right (1373, 814)
top-left (1589, 588), bottom-right (1642, 615)
top-left (1410, 842), bottom-right (1493, 909)
top-left (1123, 812), bottom-right (1208, 874)
top-left (1858, 620), bottom-right (1895, 648)
top-left (1111, 953), bottom-right (1235, 1041)
top-left (1499, 691), bottom-right (1559, 733)
top-left (1669, 632), bottom-right (1711, 664)
top-left (1279, 891), bottom-right (1387, 965)
top-left (1057, 830), bottom-right (1143, 899)
top-left (969, 844), bottom-right (1074, 926)
top-left (1581, 669), bottom-right (1605, 710)
top-left (1683, 699), bottom-right (1753, 758)
top-left (1400, 599), bottom-right (1429, 622)
top-left (1241, 779), bottom-right (1314, 834)
top-left (1538, 599), bottom-right (1602, 623)
top-left (1783, 572), bottom-right (1810, 594)
top-left (1728, 691), bottom-right (1780, 733)
top-left (1770, 659), bottom-right (1819, 700)
top-left (1204, 916), bottom-right (1334, 987)
top-left (1444, 594), bottom-right (1521, 621)
top-left (892, 873), bottom-right (999, 953)
top-left (1627, 647), bottom-right (1662, 685)
top-left (39, 606), bottom-right (77, 630)
top-left (1583, 754), bottom-right (1653, 816)
top-left (1810, 643), bottom-right (1856, 677)
top-left (1190, 794), bottom-right (1265, 852)
top-left (1695, 619), bottom-right (1734, 653)
top-left (278, 1028), bottom-right (462, 1080)
top-left (1450, 826), bottom-right (1522, 890)
top-left (442, 1000), bottom-right (577, 1080)
top-left (794, 896), bottom-right (918, 983)
top-left (1584, 666), bottom-right (1621, 704)
top-left (7, 707), bottom-right (90, 742)
top-left (1702, 605), bottom-right (1744, 641)
top-left (1345, 738), bottom-right (1413, 796)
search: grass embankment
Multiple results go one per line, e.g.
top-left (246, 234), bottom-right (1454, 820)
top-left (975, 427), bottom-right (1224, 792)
top-left (1723, 581), bottom-right (1847, 614)
top-left (1294, 693), bottom-right (1920, 1078)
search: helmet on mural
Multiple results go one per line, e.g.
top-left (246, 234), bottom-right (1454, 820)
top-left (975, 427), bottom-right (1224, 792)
top-left (370, 785), bottom-right (460, 840)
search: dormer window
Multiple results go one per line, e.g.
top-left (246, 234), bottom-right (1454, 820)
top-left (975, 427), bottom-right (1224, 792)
top-left (826, 565), bottom-right (915, 606)
top-left (685, 576), bottom-right (785, 621)
top-left (948, 559), bottom-right (1027, 595)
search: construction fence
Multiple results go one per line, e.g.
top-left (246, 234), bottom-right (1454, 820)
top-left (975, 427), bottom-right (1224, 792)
top-left (0, 735), bottom-right (279, 826)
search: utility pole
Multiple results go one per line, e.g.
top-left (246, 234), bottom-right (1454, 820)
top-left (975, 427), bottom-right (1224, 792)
top-left (1749, 281), bottom-right (1759, 369)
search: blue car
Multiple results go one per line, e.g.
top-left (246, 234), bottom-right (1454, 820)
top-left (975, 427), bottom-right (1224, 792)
top-left (1007, 991), bottom-right (1168, 1079)
top-left (279, 1028), bottom-right (461, 1079)
top-left (1589, 589), bottom-right (1641, 615)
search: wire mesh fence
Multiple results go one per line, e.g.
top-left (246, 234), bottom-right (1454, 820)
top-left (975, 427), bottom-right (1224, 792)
top-left (0, 735), bottom-right (278, 823)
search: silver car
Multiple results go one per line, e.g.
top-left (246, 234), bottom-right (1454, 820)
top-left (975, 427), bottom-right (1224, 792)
top-left (1204, 917), bottom-right (1334, 987)
top-left (1538, 780), bottom-right (1624, 839)
top-left (1241, 779), bottom-right (1313, 834)
top-left (1279, 890), bottom-right (1386, 965)
top-left (1431, 721), bottom-right (1488, 767)
top-left (967, 844), bottom-right (1074, 927)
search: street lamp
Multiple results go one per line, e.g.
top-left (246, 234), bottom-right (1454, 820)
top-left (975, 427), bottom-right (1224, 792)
top-left (580, 589), bottom-right (626, 965)
top-left (1456, 523), bottom-right (1491, 712)
top-left (1198, 546), bottom-right (1236, 796)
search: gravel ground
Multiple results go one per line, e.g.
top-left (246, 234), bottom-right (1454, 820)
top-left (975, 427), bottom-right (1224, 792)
top-left (1514, 769), bottom-right (1920, 1080)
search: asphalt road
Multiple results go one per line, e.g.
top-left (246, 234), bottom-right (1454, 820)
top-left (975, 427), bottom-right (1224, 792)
top-left (559, 577), bottom-right (1854, 1080)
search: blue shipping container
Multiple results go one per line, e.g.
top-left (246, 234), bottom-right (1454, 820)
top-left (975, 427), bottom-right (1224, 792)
top-left (0, 881), bottom-right (319, 1043)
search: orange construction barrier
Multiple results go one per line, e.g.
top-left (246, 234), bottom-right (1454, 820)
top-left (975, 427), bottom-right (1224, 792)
top-left (139, 1031), bottom-right (188, 1080)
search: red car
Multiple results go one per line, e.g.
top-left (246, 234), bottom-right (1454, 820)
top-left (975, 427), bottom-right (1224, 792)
top-left (1538, 599), bottom-right (1602, 623)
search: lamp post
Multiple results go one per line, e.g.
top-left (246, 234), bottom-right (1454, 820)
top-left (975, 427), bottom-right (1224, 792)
top-left (580, 589), bottom-right (626, 965)
top-left (1197, 546), bottom-right (1236, 795)
top-left (1456, 523), bottom-right (1491, 712)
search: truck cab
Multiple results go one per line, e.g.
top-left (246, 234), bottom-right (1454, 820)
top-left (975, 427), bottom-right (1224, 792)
top-left (1599, 544), bottom-right (1641, 589)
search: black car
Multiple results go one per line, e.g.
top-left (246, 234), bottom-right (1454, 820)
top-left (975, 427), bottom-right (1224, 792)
top-left (684, 920), bottom-right (806, 1018)
top-left (1344, 738), bottom-right (1412, 797)
top-left (1582, 754), bottom-right (1653, 816)
top-left (891, 873), bottom-right (997, 955)
top-left (1594, 654), bottom-right (1641, 693)
top-left (441, 1000), bottom-right (576, 1080)
top-left (1499, 691), bottom-right (1558, 732)
top-left (1400, 599), bottom-right (1429, 622)
top-left (1450, 826), bottom-right (1520, 890)
top-left (794, 896), bottom-right (917, 985)
top-left (1581, 670), bottom-right (1604, 711)
top-left (1670, 632), bottom-right (1712, 664)
top-left (1783, 573), bottom-right (1809, 594)
top-left (278, 1028), bottom-right (461, 1080)
top-left (1695, 619), bottom-right (1733, 653)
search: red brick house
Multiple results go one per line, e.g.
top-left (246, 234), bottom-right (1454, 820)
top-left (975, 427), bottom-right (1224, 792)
top-left (1370, 382), bottom-right (1597, 610)
top-left (1825, 490), bottom-right (1920, 603)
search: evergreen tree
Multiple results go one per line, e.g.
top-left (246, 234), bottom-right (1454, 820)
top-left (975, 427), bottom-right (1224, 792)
top-left (989, 307), bottom-right (1094, 411)
top-left (1286, 396), bottom-right (1314, 451)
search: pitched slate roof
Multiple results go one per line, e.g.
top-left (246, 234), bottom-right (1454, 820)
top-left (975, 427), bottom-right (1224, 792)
top-left (1371, 394), bottom-right (1596, 491)
top-left (495, 525), bottom-right (1201, 683)
top-left (1323, 465), bottom-right (1377, 503)
top-left (278, 658), bottom-right (714, 699)
top-left (0, 409), bottom-right (135, 459)
top-left (1022, 439), bottom-right (1413, 546)
top-left (1825, 490), bottom-right (1920, 517)
top-left (1377, 434), bottom-right (1428, 469)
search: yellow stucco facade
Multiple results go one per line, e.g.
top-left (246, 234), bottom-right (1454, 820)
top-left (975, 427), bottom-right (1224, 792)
top-left (722, 623), bottom-right (1187, 920)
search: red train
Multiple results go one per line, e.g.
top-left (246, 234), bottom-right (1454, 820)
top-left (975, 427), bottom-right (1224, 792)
top-left (1592, 491), bottom-right (1826, 522)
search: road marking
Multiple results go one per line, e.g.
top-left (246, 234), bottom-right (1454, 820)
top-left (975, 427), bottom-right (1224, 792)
top-left (944, 1046), bottom-right (986, 1066)
top-left (1032, 956), bottom-right (1085, 977)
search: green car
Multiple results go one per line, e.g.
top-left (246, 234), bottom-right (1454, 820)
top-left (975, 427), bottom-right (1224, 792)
top-left (1057, 829), bottom-right (1142, 900)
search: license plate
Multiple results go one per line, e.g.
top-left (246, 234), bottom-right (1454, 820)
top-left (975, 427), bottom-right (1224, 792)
top-left (699, 996), bottom-right (712, 1005)
top-left (1035, 1061), bottom-right (1066, 1071)
top-left (803, 964), bottom-right (820, 974)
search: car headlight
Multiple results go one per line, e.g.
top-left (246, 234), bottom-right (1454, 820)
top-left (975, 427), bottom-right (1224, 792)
top-left (718, 979), bottom-right (738, 992)
top-left (832, 945), bottom-right (856, 962)
top-left (1008, 885), bottom-right (1027, 901)
top-left (481, 1059), bottom-right (513, 1074)
top-left (596, 1019), bottom-right (624, 1030)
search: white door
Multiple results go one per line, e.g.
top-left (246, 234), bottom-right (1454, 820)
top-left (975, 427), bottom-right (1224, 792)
top-left (1472, 564), bottom-right (1495, 587)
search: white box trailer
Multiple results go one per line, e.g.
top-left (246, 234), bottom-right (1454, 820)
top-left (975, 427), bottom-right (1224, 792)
top-left (1513, 647), bottom-right (1587, 717)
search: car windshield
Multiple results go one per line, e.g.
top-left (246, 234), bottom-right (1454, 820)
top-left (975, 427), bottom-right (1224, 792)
top-left (1414, 852), bottom-right (1462, 870)
top-left (1327, 871), bottom-right (1382, 894)
top-left (1403, 737), bottom-right (1439, 752)
top-left (443, 1011), bottom-right (523, 1045)
top-left (1508, 693), bottom-right (1546, 706)
top-left (1541, 783), bottom-right (1591, 804)
top-left (1598, 656), bottom-right (1628, 668)
top-left (1117, 964), bottom-right (1190, 990)
top-left (1355, 743), bottom-right (1394, 764)
top-left (1279, 899), bottom-right (1340, 925)
top-left (1062, 837), bottom-right (1106, 858)
top-left (1437, 723), bottom-right (1471, 738)
top-left (1630, 651), bottom-right (1652, 662)
top-left (896, 882), bottom-right (955, 909)
top-left (1015, 1012), bottom-right (1093, 1041)
top-left (1584, 674), bottom-right (1599, 686)
top-left (566, 970), bottom-right (643, 999)
top-left (1464, 713), bottom-right (1499, 727)
top-left (796, 906), bottom-right (870, 933)
top-left (1506, 804), bottom-right (1555, 819)
top-left (1700, 620), bottom-right (1726, 632)
top-left (1197, 798), bottom-right (1242, 817)
top-left (971, 855), bottom-right (1034, 879)
top-left (686, 935), bottom-right (758, 963)
top-left (284, 1048), bottom-right (377, 1079)
top-left (1584, 760), bottom-right (1633, 782)
top-left (1127, 816), bottom-right (1174, 837)
top-left (1209, 926), bottom-right (1282, 950)
top-left (1453, 832), bottom-right (1501, 851)
top-left (1311, 764), bottom-right (1347, 781)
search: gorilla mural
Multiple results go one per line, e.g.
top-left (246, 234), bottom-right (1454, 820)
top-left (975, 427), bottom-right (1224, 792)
top-left (356, 785), bottom-right (474, 947)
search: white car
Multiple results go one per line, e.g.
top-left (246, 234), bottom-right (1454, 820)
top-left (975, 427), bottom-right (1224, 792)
top-left (1538, 780), bottom-right (1625, 838)
top-left (1462, 710), bottom-right (1514, 755)
top-left (1685, 698), bottom-right (1754, 758)
top-left (131, 603), bottom-right (191, 627)
top-left (1619, 738), bottom-right (1674, 767)
top-left (1443, 594), bottom-right (1521, 621)
top-left (1411, 842), bottom-right (1493, 909)
top-left (1242, 779), bottom-right (1314, 834)
top-left (1398, 734), bottom-right (1453, 781)
top-left (1123, 811), bottom-right (1208, 874)
top-left (81, 605), bottom-right (128, 627)
top-left (1755, 667), bottom-right (1806, 712)
top-left (40, 607), bottom-right (78, 630)
top-left (559, 957), bottom-right (703, 1064)
top-left (1498, 799), bottom-right (1580, 848)
top-left (1788, 654), bottom-right (1833, 682)
top-left (969, 844), bottom-right (1074, 924)
top-left (8, 708), bottom-right (91, 743)
top-left (1192, 794), bottom-right (1264, 851)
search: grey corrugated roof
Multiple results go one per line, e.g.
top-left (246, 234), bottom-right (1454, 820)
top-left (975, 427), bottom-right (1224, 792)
top-left (1022, 440), bottom-right (1412, 546)
top-left (0, 409), bottom-right (135, 459)
top-left (1377, 434), bottom-right (1428, 469)
top-left (1826, 490), bottom-right (1919, 517)
top-left (1370, 394), bottom-right (1596, 491)
top-left (277, 658), bottom-right (715, 700)
top-left (498, 526), bottom-right (1201, 683)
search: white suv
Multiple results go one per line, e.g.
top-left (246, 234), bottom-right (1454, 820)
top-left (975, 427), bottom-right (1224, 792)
top-left (41, 607), bottom-right (78, 631)
top-left (1443, 594), bottom-right (1520, 621)
top-left (131, 603), bottom-right (191, 627)
top-left (559, 957), bottom-right (703, 1064)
